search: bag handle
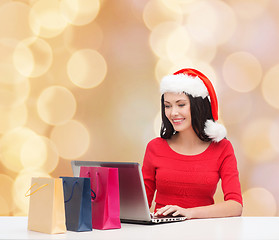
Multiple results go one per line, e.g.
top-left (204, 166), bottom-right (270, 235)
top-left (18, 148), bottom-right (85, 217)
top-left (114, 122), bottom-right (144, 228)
top-left (91, 189), bottom-right (96, 200)
top-left (63, 180), bottom-right (78, 203)
top-left (86, 171), bottom-right (99, 201)
top-left (25, 183), bottom-right (48, 197)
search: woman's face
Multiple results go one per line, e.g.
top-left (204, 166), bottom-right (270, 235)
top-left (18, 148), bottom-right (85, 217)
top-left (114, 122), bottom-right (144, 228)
top-left (163, 92), bottom-right (192, 133)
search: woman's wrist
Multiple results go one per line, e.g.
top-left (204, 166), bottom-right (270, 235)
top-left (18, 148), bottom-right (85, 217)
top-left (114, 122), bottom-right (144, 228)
top-left (183, 208), bottom-right (193, 219)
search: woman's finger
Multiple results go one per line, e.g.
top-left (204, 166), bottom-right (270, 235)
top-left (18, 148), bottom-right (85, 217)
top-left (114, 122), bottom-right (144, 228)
top-left (155, 205), bottom-right (173, 216)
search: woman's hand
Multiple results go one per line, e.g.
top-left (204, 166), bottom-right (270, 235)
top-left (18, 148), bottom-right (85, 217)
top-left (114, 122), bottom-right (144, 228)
top-left (155, 205), bottom-right (192, 219)
top-left (154, 200), bottom-right (242, 220)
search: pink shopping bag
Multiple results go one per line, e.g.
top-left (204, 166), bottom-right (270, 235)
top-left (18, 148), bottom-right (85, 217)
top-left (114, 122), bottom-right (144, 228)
top-left (79, 166), bottom-right (121, 230)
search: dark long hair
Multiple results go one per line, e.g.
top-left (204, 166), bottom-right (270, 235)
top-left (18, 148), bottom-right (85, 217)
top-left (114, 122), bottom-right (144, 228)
top-left (160, 93), bottom-right (213, 141)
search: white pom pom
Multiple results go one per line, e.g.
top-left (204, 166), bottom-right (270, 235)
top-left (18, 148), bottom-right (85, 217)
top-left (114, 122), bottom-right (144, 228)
top-left (204, 119), bottom-right (227, 142)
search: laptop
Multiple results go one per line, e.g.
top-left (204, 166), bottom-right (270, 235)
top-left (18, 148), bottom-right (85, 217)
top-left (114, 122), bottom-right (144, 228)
top-left (71, 160), bottom-right (187, 224)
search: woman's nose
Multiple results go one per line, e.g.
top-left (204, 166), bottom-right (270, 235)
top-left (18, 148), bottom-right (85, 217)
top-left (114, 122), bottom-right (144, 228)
top-left (171, 107), bottom-right (179, 116)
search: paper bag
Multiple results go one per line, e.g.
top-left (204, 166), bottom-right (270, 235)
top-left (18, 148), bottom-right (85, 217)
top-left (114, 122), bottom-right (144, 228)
top-left (26, 177), bottom-right (66, 234)
top-left (60, 177), bottom-right (92, 232)
top-left (80, 166), bottom-right (121, 230)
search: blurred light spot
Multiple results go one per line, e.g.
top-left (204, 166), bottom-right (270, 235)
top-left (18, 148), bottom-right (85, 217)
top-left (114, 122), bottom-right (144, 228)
top-left (242, 187), bottom-right (277, 216)
top-left (160, 0), bottom-right (196, 13)
top-left (223, 52), bottom-right (262, 92)
top-left (231, 0), bottom-right (270, 19)
top-left (13, 37), bottom-right (53, 78)
top-left (187, 0), bottom-right (237, 45)
top-left (0, 104), bottom-right (27, 134)
top-left (220, 91), bottom-right (252, 125)
top-left (0, 39), bottom-right (27, 84)
top-left (36, 50), bottom-right (74, 90)
top-left (20, 136), bottom-right (59, 173)
top-left (67, 49), bottom-right (107, 89)
top-left (50, 120), bottom-right (90, 159)
top-left (149, 22), bottom-right (183, 59)
top-left (0, 196), bottom-right (9, 216)
top-left (37, 86), bottom-right (77, 125)
top-left (0, 62), bottom-right (26, 85)
top-left (60, 0), bottom-right (100, 26)
top-left (186, 40), bottom-right (217, 63)
top-left (225, 14), bottom-right (278, 66)
top-left (270, 117), bottom-right (279, 153)
top-left (143, 124), bottom-right (158, 147)
top-left (143, 0), bottom-right (183, 31)
top-left (153, 111), bottom-right (161, 136)
top-left (40, 137), bottom-right (59, 173)
top-left (13, 170), bottom-right (50, 215)
top-left (0, 174), bottom-right (14, 215)
top-left (131, 0), bottom-right (150, 21)
top-left (166, 26), bottom-right (191, 62)
top-left (249, 161), bottom-right (279, 206)
top-left (241, 118), bottom-right (276, 163)
top-left (0, 2), bottom-right (32, 40)
top-left (0, 127), bottom-right (38, 173)
top-left (261, 65), bottom-right (279, 109)
top-left (29, 0), bottom-right (68, 38)
top-left (25, 95), bottom-right (50, 136)
top-left (0, 79), bottom-right (30, 108)
top-left (155, 59), bottom-right (176, 83)
top-left (21, 135), bottom-right (47, 169)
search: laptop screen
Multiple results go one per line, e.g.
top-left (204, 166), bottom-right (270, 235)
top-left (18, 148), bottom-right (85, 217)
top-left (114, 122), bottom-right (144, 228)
top-left (71, 160), bottom-right (152, 222)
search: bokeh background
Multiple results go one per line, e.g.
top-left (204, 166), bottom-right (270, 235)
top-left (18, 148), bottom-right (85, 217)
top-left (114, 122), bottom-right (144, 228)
top-left (0, 0), bottom-right (279, 217)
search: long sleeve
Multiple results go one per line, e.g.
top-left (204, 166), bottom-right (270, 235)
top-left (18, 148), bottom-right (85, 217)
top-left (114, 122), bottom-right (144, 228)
top-left (142, 142), bottom-right (156, 208)
top-left (218, 141), bottom-right (243, 205)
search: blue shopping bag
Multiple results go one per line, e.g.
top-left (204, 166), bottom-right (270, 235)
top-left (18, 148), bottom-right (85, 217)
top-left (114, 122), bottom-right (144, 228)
top-left (60, 177), bottom-right (93, 232)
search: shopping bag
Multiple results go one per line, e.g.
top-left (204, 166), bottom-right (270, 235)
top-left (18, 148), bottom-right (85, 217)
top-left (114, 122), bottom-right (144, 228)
top-left (79, 166), bottom-right (121, 230)
top-left (26, 177), bottom-right (66, 234)
top-left (60, 177), bottom-right (92, 232)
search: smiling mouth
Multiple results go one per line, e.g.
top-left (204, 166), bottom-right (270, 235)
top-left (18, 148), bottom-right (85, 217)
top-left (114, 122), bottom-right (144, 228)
top-left (172, 119), bottom-right (184, 124)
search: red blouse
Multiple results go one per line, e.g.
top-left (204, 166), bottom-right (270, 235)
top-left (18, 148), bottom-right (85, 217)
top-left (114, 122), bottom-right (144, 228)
top-left (142, 137), bottom-right (243, 210)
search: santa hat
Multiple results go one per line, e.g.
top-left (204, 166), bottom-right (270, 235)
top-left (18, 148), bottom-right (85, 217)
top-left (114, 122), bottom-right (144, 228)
top-left (160, 68), bottom-right (226, 142)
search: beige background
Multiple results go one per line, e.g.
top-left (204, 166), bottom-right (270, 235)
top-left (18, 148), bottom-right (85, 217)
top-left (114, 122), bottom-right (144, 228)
top-left (0, 0), bottom-right (279, 217)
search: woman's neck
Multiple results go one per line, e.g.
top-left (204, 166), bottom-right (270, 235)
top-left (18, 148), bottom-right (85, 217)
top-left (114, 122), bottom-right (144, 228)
top-left (168, 130), bottom-right (210, 155)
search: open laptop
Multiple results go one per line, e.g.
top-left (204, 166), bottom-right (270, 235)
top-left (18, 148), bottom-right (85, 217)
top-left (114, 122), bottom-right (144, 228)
top-left (71, 160), bottom-right (186, 224)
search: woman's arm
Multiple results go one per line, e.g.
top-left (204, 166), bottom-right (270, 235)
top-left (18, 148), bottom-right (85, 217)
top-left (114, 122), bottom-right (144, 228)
top-left (142, 142), bottom-right (157, 208)
top-left (155, 200), bottom-right (243, 219)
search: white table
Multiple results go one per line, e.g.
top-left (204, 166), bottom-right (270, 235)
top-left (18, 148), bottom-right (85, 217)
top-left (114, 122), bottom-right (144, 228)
top-left (1, 216), bottom-right (279, 240)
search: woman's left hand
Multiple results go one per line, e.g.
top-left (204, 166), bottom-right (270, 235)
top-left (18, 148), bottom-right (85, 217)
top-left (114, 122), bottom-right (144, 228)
top-left (155, 205), bottom-right (191, 219)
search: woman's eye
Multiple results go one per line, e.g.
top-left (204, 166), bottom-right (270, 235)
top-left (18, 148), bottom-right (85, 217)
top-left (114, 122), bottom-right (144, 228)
top-left (178, 104), bottom-right (185, 107)
top-left (165, 105), bottom-right (171, 108)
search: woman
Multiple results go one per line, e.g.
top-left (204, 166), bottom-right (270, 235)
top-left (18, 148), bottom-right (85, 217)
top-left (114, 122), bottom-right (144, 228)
top-left (142, 68), bottom-right (243, 219)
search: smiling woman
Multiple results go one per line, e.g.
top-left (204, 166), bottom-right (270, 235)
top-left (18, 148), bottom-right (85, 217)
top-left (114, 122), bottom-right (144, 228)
top-left (163, 93), bottom-right (192, 136)
top-left (0, 0), bottom-right (278, 218)
top-left (162, 93), bottom-right (214, 143)
top-left (142, 68), bottom-right (242, 220)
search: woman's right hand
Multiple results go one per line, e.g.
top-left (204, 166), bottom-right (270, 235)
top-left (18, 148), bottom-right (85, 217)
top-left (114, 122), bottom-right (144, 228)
top-left (155, 205), bottom-right (192, 219)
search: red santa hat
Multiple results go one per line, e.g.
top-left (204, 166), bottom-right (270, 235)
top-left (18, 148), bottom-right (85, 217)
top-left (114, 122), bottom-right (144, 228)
top-left (160, 68), bottom-right (226, 142)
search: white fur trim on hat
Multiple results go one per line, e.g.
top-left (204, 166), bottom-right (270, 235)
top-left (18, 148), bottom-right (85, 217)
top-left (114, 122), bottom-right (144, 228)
top-left (204, 119), bottom-right (227, 142)
top-left (160, 73), bottom-right (209, 98)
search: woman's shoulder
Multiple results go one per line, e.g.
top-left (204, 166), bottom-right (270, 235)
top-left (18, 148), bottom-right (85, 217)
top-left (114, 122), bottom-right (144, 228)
top-left (147, 137), bottom-right (166, 146)
top-left (146, 137), bottom-right (167, 150)
top-left (210, 138), bottom-right (234, 153)
top-left (215, 138), bottom-right (232, 146)
top-left (145, 137), bottom-right (170, 157)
